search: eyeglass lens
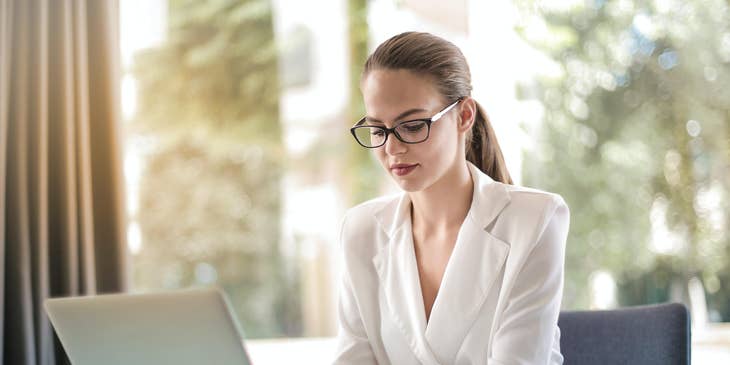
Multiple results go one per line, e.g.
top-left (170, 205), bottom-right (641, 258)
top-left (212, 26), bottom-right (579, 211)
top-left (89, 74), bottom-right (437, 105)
top-left (353, 120), bottom-right (429, 147)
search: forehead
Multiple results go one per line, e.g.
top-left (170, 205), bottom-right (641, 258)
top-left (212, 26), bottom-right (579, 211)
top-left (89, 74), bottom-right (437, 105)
top-left (361, 69), bottom-right (443, 119)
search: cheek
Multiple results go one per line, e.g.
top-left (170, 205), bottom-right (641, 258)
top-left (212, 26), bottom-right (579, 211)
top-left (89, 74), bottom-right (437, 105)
top-left (423, 125), bottom-right (456, 159)
top-left (374, 148), bottom-right (388, 166)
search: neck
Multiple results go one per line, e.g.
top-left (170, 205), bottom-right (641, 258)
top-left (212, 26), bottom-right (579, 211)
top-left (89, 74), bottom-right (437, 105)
top-left (409, 162), bottom-right (474, 240)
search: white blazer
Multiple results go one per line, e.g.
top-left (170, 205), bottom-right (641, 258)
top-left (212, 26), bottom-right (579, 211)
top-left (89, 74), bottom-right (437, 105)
top-left (333, 162), bottom-right (570, 365)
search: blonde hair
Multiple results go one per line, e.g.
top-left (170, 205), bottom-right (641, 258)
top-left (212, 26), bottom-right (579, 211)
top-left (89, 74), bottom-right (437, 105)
top-left (362, 32), bottom-right (513, 184)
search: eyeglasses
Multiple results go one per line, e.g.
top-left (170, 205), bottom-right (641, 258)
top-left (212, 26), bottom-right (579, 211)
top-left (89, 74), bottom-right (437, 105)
top-left (350, 97), bottom-right (464, 148)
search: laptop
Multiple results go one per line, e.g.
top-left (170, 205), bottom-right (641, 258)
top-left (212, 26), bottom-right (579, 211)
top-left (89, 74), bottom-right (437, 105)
top-left (44, 287), bottom-right (253, 365)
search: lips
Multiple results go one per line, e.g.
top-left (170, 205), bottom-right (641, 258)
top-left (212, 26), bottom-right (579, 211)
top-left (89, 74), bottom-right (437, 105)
top-left (390, 163), bottom-right (418, 176)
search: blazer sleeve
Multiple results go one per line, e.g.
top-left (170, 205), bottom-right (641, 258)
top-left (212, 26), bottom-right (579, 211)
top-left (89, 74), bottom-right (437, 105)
top-left (488, 196), bottom-right (570, 365)
top-left (332, 213), bottom-right (378, 365)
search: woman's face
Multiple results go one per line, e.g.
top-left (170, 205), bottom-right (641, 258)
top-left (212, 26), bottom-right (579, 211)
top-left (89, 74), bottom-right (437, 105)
top-left (360, 69), bottom-right (466, 192)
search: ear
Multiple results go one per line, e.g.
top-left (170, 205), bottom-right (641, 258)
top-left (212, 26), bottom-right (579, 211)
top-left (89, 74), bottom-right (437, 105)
top-left (456, 97), bottom-right (476, 133)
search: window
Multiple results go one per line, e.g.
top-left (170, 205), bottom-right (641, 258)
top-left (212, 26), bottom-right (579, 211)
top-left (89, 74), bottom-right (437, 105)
top-left (121, 0), bottom-right (730, 362)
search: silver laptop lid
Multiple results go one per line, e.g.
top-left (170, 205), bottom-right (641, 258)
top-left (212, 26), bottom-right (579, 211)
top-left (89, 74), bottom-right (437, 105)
top-left (44, 287), bottom-right (252, 365)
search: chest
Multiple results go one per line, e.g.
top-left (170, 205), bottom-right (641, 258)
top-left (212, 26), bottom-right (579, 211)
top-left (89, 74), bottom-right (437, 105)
top-left (370, 208), bottom-right (519, 365)
top-left (413, 231), bottom-right (458, 321)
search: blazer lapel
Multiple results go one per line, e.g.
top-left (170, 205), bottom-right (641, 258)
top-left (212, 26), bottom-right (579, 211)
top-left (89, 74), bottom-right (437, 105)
top-left (424, 163), bottom-right (512, 362)
top-left (372, 194), bottom-right (442, 365)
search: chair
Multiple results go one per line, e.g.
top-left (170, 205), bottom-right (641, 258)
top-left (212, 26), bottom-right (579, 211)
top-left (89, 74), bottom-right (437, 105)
top-left (558, 302), bottom-right (691, 365)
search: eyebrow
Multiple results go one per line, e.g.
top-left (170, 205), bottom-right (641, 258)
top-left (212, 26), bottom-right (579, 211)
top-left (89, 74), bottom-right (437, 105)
top-left (364, 108), bottom-right (428, 124)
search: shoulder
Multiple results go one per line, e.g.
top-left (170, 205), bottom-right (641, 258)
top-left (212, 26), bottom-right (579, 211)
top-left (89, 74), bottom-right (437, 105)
top-left (338, 193), bottom-right (401, 257)
top-left (491, 183), bottom-right (570, 249)
top-left (469, 161), bottom-right (567, 222)
top-left (502, 184), bottom-right (569, 219)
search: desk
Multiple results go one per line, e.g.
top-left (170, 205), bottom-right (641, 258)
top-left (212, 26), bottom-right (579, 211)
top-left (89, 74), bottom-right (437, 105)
top-left (246, 337), bottom-right (337, 364)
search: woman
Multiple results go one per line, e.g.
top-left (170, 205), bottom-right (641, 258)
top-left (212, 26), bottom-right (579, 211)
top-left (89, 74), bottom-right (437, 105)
top-left (333, 32), bottom-right (569, 365)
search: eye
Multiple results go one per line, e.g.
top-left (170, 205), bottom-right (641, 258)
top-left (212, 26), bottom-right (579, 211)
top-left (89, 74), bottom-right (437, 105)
top-left (371, 129), bottom-right (386, 137)
top-left (402, 122), bottom-right (426, 132)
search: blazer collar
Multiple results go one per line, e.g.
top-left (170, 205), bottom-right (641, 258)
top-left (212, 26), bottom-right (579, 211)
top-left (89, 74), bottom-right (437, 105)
top-left (373, 162), bottom-right (511, 238)
top-left (372, 162), bottom-right (512, 364)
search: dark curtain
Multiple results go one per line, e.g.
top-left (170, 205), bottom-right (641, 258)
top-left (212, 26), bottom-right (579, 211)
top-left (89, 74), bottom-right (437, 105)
top-left (0, 0), bottom-right (128, 363)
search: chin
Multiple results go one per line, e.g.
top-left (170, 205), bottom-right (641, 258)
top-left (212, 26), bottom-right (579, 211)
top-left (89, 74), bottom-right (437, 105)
top-left (397, 183), bottom-right (421, 193)
top-left (391, 176), bottom-right (427, 193)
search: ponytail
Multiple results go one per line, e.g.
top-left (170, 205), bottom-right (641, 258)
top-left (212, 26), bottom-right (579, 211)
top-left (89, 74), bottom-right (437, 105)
top-left (466, 101), bottom-right (513, 184)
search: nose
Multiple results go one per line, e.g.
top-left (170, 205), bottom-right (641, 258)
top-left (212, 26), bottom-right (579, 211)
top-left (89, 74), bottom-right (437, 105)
top-left (383, 133), bottom-right (407, 156)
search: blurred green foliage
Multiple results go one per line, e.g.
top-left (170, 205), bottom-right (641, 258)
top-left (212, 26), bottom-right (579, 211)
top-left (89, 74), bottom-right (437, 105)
top-left (130, 0), bottom-right (300, 337)
top-left (347, 0), bottom-right (382, 204)
top-left (515, 0), bottom-right (730, 319)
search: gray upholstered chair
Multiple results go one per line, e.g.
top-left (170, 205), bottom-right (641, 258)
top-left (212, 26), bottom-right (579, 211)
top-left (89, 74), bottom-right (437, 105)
top-left (558, 302), bottom-right (691, 365)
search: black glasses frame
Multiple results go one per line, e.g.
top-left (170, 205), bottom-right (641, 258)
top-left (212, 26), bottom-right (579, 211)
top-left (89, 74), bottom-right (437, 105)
top-left (350, 97), bottom-right (464, 148)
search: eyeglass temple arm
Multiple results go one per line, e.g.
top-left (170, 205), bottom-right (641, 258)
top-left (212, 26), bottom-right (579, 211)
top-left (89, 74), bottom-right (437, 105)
top-left (430, 97), bottom-right (463, 122)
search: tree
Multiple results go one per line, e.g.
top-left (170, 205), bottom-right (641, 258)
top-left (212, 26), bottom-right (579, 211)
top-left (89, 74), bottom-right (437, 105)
top-left (515, 0), bottom-right (730, 317)
top-left (130, 0), bottom-right (300, 337)
top-left (346, 0), bottom-right (381, 204)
